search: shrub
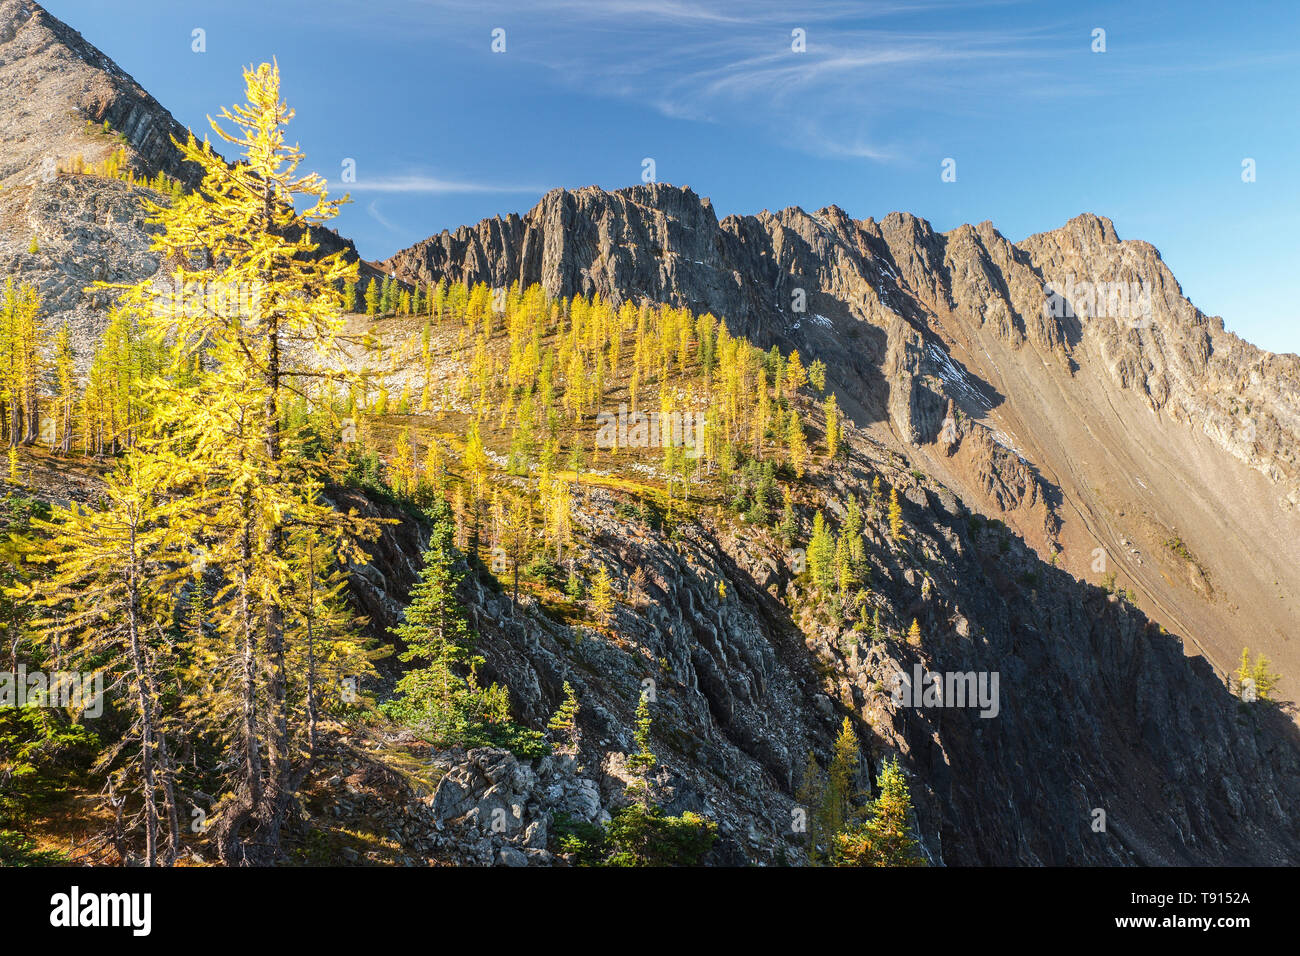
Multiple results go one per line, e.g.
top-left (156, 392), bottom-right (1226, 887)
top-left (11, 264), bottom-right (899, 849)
top-left (603, 805), bottom-right (717, 867)
top-left (551, 812), bottom-right (609, 866)
top-left (464, 720), bottom-right (550, 760)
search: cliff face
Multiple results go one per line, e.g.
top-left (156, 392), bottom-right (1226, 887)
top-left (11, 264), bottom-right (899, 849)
top-left (385, 184), bottom-right (1299, 501)
top-left (345, 433), bottom-right (1300, 866)
top-left (384, 184), bottom-right (1300, 698)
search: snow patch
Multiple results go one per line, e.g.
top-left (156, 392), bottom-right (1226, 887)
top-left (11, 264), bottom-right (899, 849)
top-left (990, 429), bottom-right (1027, 463)
top-left (926, 343), bottom-right (992, 411)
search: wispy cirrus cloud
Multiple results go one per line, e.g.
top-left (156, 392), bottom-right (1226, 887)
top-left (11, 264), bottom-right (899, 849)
top-left (319, 0), bottom-right (1296, 173)
top-left (365, 201), bottom-right (399, 232)
top-left (381, 0), bottom-right (1081, 165)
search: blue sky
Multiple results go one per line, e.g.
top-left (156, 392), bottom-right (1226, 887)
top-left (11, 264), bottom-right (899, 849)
top-left (43, 0), bottom-right (1300, 353)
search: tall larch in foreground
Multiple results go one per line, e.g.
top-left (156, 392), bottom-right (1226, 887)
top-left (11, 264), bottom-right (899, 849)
top-left (102, 61), bottom-right (375, 863)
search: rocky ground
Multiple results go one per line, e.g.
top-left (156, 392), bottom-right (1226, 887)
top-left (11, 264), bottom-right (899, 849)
top-left (287, 731), bottom-right (612, 868)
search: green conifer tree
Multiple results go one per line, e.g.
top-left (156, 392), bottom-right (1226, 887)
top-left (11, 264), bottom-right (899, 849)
top-left (385, 507), bottom-right (474, 743)
top-left (796, 750), bottom-right (827, 864)
top-left (834, 756), bottom-right (925, 867)
top-left (625, 694), bottom-right (657, 809)
top-left (547, 681), bottom-right (581, 755)
top-left (779, 486), bottom-right (797, 545)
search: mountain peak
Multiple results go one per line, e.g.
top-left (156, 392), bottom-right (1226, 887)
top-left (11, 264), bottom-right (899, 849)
top-left (1028, 211), bottom-right (1121, 246)
top-left (0, 0), bottom-right (197, 188)
top-left (532, 181), bottom-right (712, 219)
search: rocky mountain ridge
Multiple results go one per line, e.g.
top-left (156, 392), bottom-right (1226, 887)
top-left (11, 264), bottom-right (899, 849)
top-left (383, 183), bottom-right (1300, 693)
